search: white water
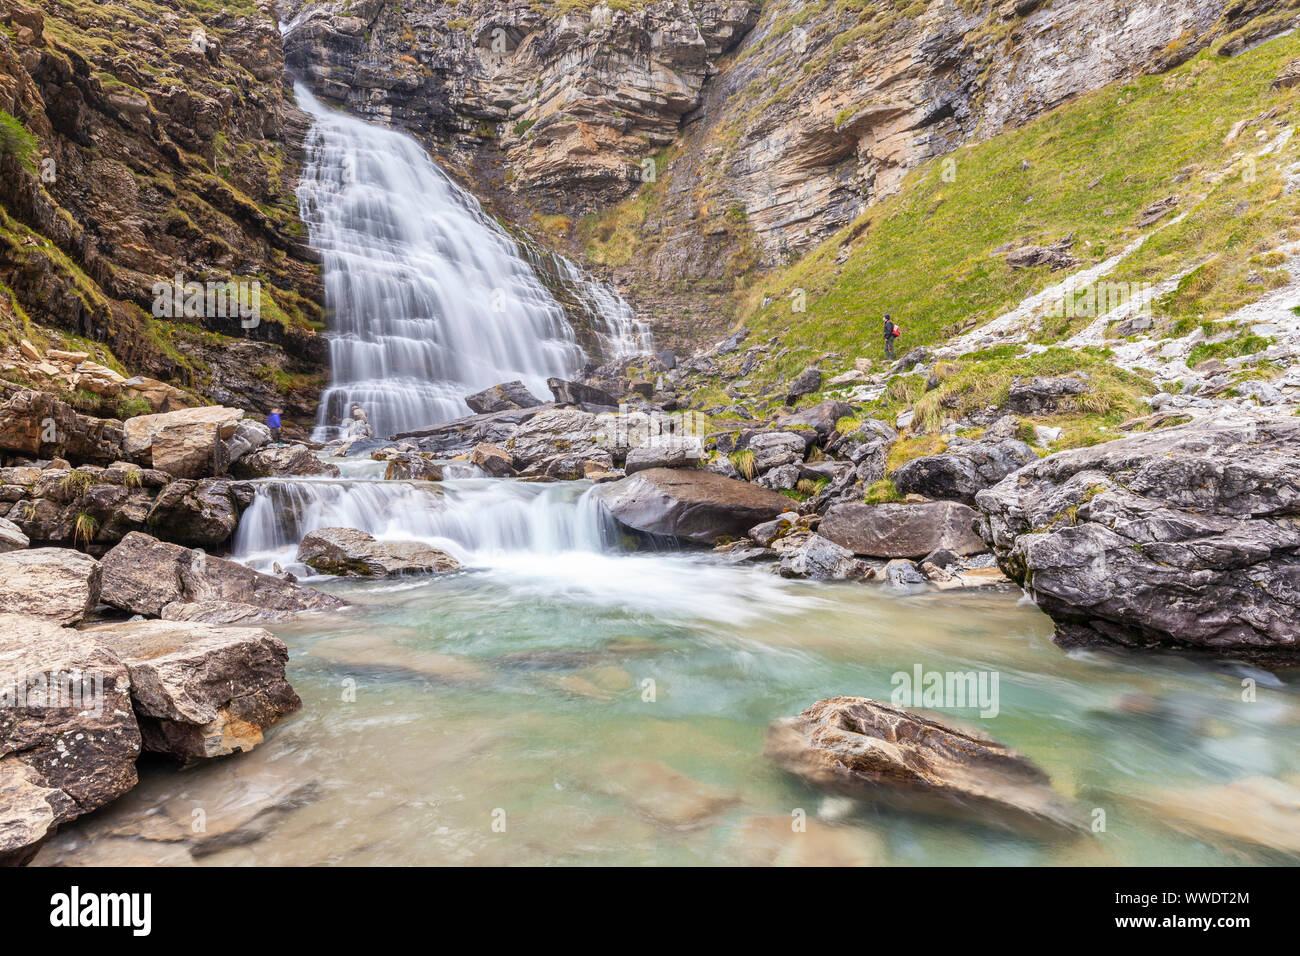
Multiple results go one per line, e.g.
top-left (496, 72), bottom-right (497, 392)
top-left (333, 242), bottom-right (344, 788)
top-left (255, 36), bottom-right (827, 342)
top-left (293, 83), bottom-right (649, 440)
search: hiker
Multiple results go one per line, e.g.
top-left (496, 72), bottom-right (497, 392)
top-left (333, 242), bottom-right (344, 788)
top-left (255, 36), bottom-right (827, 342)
top-left (266, 407), bottom-right (283, 443)
top-left (883, 314), bottom-right (900, 360)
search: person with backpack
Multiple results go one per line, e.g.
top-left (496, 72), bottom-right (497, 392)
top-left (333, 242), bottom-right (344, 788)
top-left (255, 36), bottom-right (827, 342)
top-left (883, 314), bottom-right (900, 360)
top-left (266, 407), bottom-right (283, 443)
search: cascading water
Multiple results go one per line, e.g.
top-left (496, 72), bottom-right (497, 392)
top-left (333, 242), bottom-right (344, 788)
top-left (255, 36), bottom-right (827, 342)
top-left (293, 82), bottom-right (650, 441)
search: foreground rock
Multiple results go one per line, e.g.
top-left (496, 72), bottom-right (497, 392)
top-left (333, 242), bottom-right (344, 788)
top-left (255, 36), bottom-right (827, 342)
top-left (0, 614), bottom-right (140, 864)
top-left (975, 418), bottom-right (1300, 659)
top-left (86, 620), bottom-right (301, 760)
top-left (296, 528), bottom-right (460, 577)
top-left (821, 502), bottom-right (986, 558)
top-left (595, 468), bottom-right (792, 544)
top-left (100, 532), bottom-right (345, 620)
top-left (891, 436), bottom-right (1037, 506)
top-left (765, 697), bottom-right (1085, 837)
top-left (0, 549), bottom-right (101, 625)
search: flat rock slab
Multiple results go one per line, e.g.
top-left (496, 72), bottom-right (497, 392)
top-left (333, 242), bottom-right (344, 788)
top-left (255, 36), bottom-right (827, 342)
top-left (86, 619), bottom-right (301, 760)
top-left (0, 549), bottom-right (101, 625)
top-left (764, 696), bottom-right (1086, 837)
top-left (588, 759), bottom-right (738, 830)
top-left (0, 613), bottom-right (141, 863)
top-left (821, 502), bottom-right (986, 558)
top-left (595, 467), bottom-right (792, 543)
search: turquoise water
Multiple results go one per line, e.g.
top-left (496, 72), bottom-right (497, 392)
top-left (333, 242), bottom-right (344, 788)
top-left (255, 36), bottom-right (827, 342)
top-left (40, 549), bottom-right (1300, 866)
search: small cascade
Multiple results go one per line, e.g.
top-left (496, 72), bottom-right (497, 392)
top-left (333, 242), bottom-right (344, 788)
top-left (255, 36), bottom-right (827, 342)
top-left (230, 472), bottom-right (621, 573)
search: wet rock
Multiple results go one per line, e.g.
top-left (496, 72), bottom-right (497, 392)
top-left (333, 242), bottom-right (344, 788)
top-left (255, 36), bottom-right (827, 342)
top-left (469, 442), bottom-right (513, 477)
top-left (589, 759), bottom-right (738, 830)
top-left (464, 381), bottom-right (543, 414)
top-left (777, 534), bottom-right (872, 581)
top-left (595, 467), bottom-right (792, 544)
top-left (309, 634), bottom-right (490, 684)
top-left (0, 614), bottom-right (141, 864)
top-left (86, 619), bottom-right (301, 760)
top-left (729, 816), bottom-right (887, 867)
top-left (764, 697), bottom-right (1086, 836)
top-left (0, 549), bottom-right (101, 625)
top-left (975, 418), bottom-right (1300, 658)
top-left (100, 532), bottom-right (345, 619)
top-left (297, 527), bottom-right (460, 577)
top-left (0, 518), bottom-right (28, 553)
top-left (1005, 373), bottom-right (1090, 415)
top-left (1135, 775), bottom-right (1300, 857)
top-left (891, 437), bottom-right (1037, 506)
top-left (145, 478), bottom-right (238, 548)
top-left (821, 502), bottom-right (986, 558)
top-left (231, 444), bottom-right (340, 479)
top-left (383, 455), bottom-right (444, 481)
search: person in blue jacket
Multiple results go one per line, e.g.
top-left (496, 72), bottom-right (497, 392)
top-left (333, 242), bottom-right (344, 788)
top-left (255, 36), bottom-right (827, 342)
top-left (266, 407), bottom-right (283, 443)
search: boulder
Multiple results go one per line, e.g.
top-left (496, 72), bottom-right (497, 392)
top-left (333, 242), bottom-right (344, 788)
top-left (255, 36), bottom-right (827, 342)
top-left (0, 614), bottom-right (140, 864)
top-left (777, 534), bottom-right (872, 580)
top-left (547, 377), bottom-right (618, 408)
top-left (469, 442), bottom-right (513, 476)
top-left (122, 406), bottom-right (243, 459)
top-left (0, 518), bottom-right (28, 553)
top-left (975, 418), bottom-right (1300, 659)
top-left (773, 400), bottom-right (855, 439)
top-left (0, 549), bottom-right (101, 625)
top-left (145, 479), bottom-right (238, 548)
top-left (86, 619), bottom-right (300, 759)
top-left (764, 697), bottom-right (1085, 836)
top-left (464, 381), bottom-right (543, 414)
top-left (891, 437), bottom-right (1037, 506)
top-left (595, 468), bottom-right (792, 544)
top-left (231, 443), bottom-right (340, 479)
top-left (786, 366), bottom-right (822, 403)
top-left (383, 455), bottom-right (444, 481)
top-left (1004, 237), bottom-right (1077, 271)
top-left (756, 463), bottom-right (800, 490)
top-left (821, 502), bottom-right (986, 558)
top-left (744, 431), bottom-right (806, 472)
top-left (507, 408), bottom-right (605, 468)
top-left (296, 528), bottom-right (460, 577)
top-left (149, 420), bottom-right (228, 479)
top-left (518, 450), bottom-right (616, 481)
top-left (625, 437), bottom-right (703, 475)
top-left (100, 532), bottom-right (345, 619)
top-left (223, 420), bottom-right (272, 465)
top-left (1004, 374), bottom-right (1090, 415)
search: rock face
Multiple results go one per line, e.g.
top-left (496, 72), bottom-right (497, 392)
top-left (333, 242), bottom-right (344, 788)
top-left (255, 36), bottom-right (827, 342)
top-left (296, 527), bottom-right (461, 577)
top-left (975, 419), bottom-right (1300, 658)
top-left (100, 532), bottom-right (345, 620)
top-left (0, 614), bottom-right (141, 864)
top-left (87, 619), bottom-right (301, 760)
top-left (821, 502), bottom-right (986, 558)
top-left (595, 467), bottom-right (791, 543)
top-left (0, 549), bottom-right (101, 625)
top-left (892, 437), bottom-right (1038, 506)
top-left (764, 697), bottom-right (1085, 836)
top-left (0, 389), bottom-right (130, 465)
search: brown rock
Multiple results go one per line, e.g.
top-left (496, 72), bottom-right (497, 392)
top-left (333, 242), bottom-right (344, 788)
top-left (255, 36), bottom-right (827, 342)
top-left (821, 502), bottom-right (986, 558)
top-left (0, 549), bottom-right (101, 625)
top-left (594, 467), bottom-right (792, 543)
top-left (296, 527), bottom-right (460, 577)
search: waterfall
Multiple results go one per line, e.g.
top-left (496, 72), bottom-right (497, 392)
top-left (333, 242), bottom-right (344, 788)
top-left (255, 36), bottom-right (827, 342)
top-left (230, 475), bottom-right (620, 572)
top-left (293, 82), bottom-right (650, 440)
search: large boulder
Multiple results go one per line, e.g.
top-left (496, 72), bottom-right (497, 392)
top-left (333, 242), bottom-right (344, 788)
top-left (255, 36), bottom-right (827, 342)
top-left (464, 381), bottom-right (543, 414)
top-left (776, 534), bottom-right (872, 580)
top-left (122, 406), bottom-right (244, 459)
top-left (595, 468), bottom-right (792, 544)
top-left (744, 431), bottom-right (806, 472)
top-left (86, 619), bottom-right (300, 759)
top-left (975, 418), bottom-right (1300, 659)
top-left (0, 549), bottom-right (101, 625)
top-left (231, 443), bottom-right (340, 479)
top-left (764, 697), bottom-right (1085, 836)
top-left (773, 400), bottom-right (854, 440)
top-left (506, 408), bottom-right (605, 468)
top-left (821, 502), bottom-right (986, 558)
top-left (0, 614), bottom-right (140, 864)
top-left (547, 377), bottom-right (617, 408)
top-left (891, 437), bottom-right (1037, 506)
top-left (99, 532), bottom-right (345, 619)
top-left (149, 420), bottom-right (228, 479)
top-left (223, 419), bottom-right (272, 465)
top-left (145, 478), bottom-right (238, 548)
top-left (296, 528), bottom-right (460, 577)
top-left (1004, 374), bottom-right (1090, 415)
top-left (625, 437), bottom-right (703, 475)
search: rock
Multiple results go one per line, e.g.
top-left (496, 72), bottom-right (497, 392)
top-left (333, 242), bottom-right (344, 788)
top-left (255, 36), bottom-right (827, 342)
top-left (296, 527), bottom-right (460, 577)
top-left (588, 759), bottom-right (737, 830)
top-left (546, 377), bottom-right (617, 408)
top-left (0, 389), bottom-right (129, 465)
top-left (224, 420), bottom-right (272, 465)
top-left (975, 418), bottom-right (1300, 659)
top-left (469, 442), bottom-right (513, 477)
top-left (145, 479), bottom-right (238, 548)
top-left (1005, 374), bottom-right (1090, 415)
top-left (150, 420), bottom-right (228, 479)
top-left (729, 816), bottom-right (887, 867)
top-left (122, 406), bottom-right (244, 460)
top-left (518, 449), bottom-right (616, 480)
top-left (821, 502), bottom-right (986, 558)
top-left (1004, 236), bottom-right (1077, 271)
top-left (0, 549), bottom-right (101, 625)
top-left (774, 400), bottom-right (854, 439)
top-left (754, 462), bottom-right (799, 491)
top-left (0, 518), bottom-right (28, 553)
top-left (383, 455), bottom-right (444, 481)
top-left (922, 548), bottom-right (961, 570)
top-left (786, 366), bottom-right (822, 403)
top-left (748, 513), bottom-right (798, 547)
top-left (507, 408), bottom-right (605, 467)
top-left (231, 444), bottom-right (340, 479)
top-left (882, 558), bottom-right (927, 591)
top-left (595, 468), bottom-right (792, 544)
top-left (625, 437), bottom-right (703, 475)
top-left (86, 619), bottom-right (300, 760)
top-left (464, 381), bottom-right (543, 414)
top-left (764, 697), bottom-right (1085, 836)
top-left (1135, 775), bottom-right (1300, 856)
top-left (0, 614), bottom-right (140, 864)
top-left (100, 532), bottom-right (345, 619)
top-left (628, 379), bottom-right (655, 399)
top-left (891, 438), bottom-right (1037, 506)
top-left (1136, 195), bottom-right (1179, 227)
top-left (160, 601), bottom-right (303, 627)
top-left (745, 431), bottom-right (806, 472)
top-left (777, 534), bottom-right (872, 580)
top-left (309, 634), bottom-right (490, 684)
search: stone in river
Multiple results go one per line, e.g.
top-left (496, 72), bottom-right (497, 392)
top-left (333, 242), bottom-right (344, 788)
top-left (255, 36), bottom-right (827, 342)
top-left (595, 467), bottom-right (791, 544)
top-left (296, 527), bottom-right (460, 577)
top-left (589, 759), bottom-right (738, 830)
top-left (729, 815), bottom-right (887, 866)
top-left (820, 501), bottom-right (986, 558)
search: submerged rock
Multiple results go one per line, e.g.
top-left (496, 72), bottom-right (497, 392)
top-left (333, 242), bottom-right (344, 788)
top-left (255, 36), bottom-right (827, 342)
top-left (0, 549), bottom-right (101, 625)
top-left (765, 697), bottom-right (1086, 837)
top-left (821, 502), bottom-right (986, 558)
top-left (86, 619), bottom-right (301, 760)
top-left (297, 527), bottom-right (460, 577)
top-left (975, 418), bottom-right (1300, 658)
top-left (595, 467), bottom-right (791, 544)
top-left (588, 759), bottom-right (738, 830)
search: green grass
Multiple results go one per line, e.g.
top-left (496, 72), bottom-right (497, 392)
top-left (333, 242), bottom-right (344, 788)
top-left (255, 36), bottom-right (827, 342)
top-left (0, 111), bottom-right (38, 173)
top-left (1186, 333), bottom-right (1273, 368)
